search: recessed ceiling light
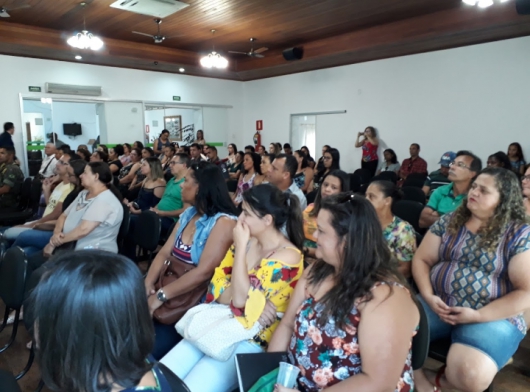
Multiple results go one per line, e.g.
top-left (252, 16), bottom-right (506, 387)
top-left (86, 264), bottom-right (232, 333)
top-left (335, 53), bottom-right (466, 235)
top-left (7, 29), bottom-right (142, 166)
top-left (75, 55), bottom-right (82, 60)
top-left (179, 68), bottom-right (185, 72)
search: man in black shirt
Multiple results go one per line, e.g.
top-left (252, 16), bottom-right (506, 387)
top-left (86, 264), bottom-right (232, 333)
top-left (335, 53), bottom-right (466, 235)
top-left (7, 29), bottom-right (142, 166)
top-left (0, 122), bottom-right (15, 149)
top-left (207, 146), bottom-right (229, 179)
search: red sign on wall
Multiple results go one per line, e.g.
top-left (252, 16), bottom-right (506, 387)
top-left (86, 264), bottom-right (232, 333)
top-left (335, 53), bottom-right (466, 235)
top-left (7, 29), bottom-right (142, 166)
top-left (256, 120), bottom-right (263, 131)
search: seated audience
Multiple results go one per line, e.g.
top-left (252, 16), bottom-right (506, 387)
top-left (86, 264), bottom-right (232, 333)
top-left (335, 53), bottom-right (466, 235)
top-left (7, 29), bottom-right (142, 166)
top-left (118, 147), bottom-right (142, 191)
top-left (311, 147), bottom-right (340, 192)
top-left (195, 129), bottom-right (206, 145)
top-left (366, 180), bottom-right (416, 278)
top-left (226, 143), bottom-right (238, 165)
top-left (315, 145), bottom-right (330, 173)
top-left (207, 146), bottom-right (229, 179)
top-left (420, 151), bottom-right (481, 229)
top-left (487, 151), bottom-right (511, 170)
top-left (38, 143), bottom-right (57, 179)
top-left (413, 167), bottom-right (530, 392)
top-left (257, 145), bottom-right (266, 156)
top-left (300, 146), bottom-right (315, 169)
top-left (133, 140), bottom-right (144, 150)
top-left (190, 143), bottom-right (204, 164)
top-left (422, 151), bottom-right (455, 197)
top-left (107, 144), bottom-right (124, 174)
top-left (302, 170), bottom-right (349, 264)
top-left (0, 146), bottom-right (24, 211)
top-left (127, 148), bottom-right (155, 199)
top-left (269, 193), bottom-right (419, 392)
top-left (233, 152), bottom-right (264, 205)
top-left (376, 148), bottom-right (400, 175)
top-left (507, 142), bottom-right (526, 176)
top-left (245, 145), bottom-right (256, 154)
top-left (294, 150), bottom-right (314, 193)
top-left (11, 160), bottom-right (86, 256)
top-left (269, 143), bottom-right (281, 155)
top-left (154, 129), bottom-right (171, 157)
top-left (161, 184), bottom-right (304, 392)
top-left (229, 151), bottom-right (244, 180)
top-left (177, 145), bottom-right (190, 156)
top-left (522, 166), bottom-right (530, 215)
top-left (260, 153), bottom-right (275, 183)
top-left (398, 143), bottom-right (428, 184)
top-left (76, 148), bottom-right (90, 162)
top-left (97, 144), bottom-right (109, 155)
top-left (267, 154), bottom-right (307, 210)
top-left (161, 144), bottom-right (176, 171)
top-left (29, 251), bottom-right (172, 392)
top-left (355, 125), bottom-right (379, 176)
top-left (144, 162), bottom-right (237, 360)
top-left (202, 144), bottom-right (209, 159)
top-left (90, 150), bottom-right (108, 163)
top-left (121, 143), bottom-right (132, 165)
top-left (283, 143), bottom-right (293, 155)
top-left (48, 132), bottom-right (66, 148)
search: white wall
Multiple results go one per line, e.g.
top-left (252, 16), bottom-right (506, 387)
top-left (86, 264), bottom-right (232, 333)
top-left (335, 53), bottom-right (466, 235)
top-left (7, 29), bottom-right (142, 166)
top-left (0, 54), bottom-right (243, 173)
top-left (52, 102), bottom-right (98, 150)
top-left (144, 107), bottom-right (200, 143)
top-left (242, 36), bottom-right (530, 173)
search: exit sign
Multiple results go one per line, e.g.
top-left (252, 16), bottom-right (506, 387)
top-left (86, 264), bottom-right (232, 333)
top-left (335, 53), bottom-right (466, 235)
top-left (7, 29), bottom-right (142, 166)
top-left (173, 96), bottom-right (181, 101)
top-left (28, 86), bottom-right (41, 92)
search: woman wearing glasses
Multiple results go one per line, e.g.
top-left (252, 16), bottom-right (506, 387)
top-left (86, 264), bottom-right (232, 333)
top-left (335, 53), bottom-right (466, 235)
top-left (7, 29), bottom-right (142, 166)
top-left (413, 167), bottom-right (530, 392)
top-left (310, 148), bottom-right (340, 192)
top-left (269, 193), bottom-right (418, 392)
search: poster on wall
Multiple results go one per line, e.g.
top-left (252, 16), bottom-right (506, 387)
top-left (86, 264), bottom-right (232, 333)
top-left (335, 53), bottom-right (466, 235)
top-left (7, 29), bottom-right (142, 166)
top-left (164, 115), bottom-right (182, 142)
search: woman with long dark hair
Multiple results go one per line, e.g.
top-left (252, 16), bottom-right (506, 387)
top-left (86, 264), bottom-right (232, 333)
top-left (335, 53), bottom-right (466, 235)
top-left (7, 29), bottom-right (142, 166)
top-left (487, 151), bottom-right (512, 170)
top-left (161, 184), bottom-right (304, 392)
top-left (270, 193), bottom-right (419, 392)
top-left (507, 142), bottom-right (526, 176)
top-left (233, 152), bottom-right (264, 205)
top-left (311, 147), bottom-right (340, 192)
top-left (30, 251), bottom-right (173, 392)
top-left (377, 148), bottom-right (400, 175)
top-left (294, 150), bottom-right (314, 193)
top-left (301, 145), bottom-right (315, 169)
top-left (145, 162), bottom-right (238, 360)
top-left (226, 143), bottom-right (238, 166)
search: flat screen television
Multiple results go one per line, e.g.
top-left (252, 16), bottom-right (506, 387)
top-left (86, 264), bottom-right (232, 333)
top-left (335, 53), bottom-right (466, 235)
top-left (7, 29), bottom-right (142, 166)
top-left (63, 123), bottom-right (82, 136)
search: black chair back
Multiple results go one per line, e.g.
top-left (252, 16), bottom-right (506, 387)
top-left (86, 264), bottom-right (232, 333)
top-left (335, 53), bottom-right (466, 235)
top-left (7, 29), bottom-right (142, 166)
top-left (401, 186), bottom-right (426, 205)
top-left (377, 171), bottom-right (398, 183)
top-left (353, 168), bottom-right (373, 185)
top-left (134, 211), bottom-right (161, 251)
top-left (403, 173), bottom-right (427, 188)
top-left (0, 370), bottom-right (22, 392)
top-left (17, 178), bottom-right (33, 211)
top-left (349, 174), bottom-right (361, 193)
top-left (158, 362), bottom-right (191, 392)
top-left (412, 300), bottom-right (430, 370)
top-left (392, 200), bottom-right (424, 234)
top-left (164, 171), bottom-right (174, 183)
top-left (29, 178), bottom-right (43, 214)
top-left (0, 247), bottom-right (27, 310)
top-left (118, 204), bottom-right (130, 252)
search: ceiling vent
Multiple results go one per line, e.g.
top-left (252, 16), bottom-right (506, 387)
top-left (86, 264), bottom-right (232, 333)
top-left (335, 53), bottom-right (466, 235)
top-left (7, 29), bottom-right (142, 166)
top-left (110, 0), bottom-right (189, 18)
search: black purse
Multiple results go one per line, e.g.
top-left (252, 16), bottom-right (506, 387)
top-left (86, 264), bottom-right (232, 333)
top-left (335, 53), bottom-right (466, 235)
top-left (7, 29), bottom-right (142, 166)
top-left (52, 241), bottom-right (77, 255)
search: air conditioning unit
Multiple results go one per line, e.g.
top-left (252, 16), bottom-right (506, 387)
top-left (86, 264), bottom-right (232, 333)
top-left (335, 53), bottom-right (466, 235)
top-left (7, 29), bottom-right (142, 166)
top-left (110, 0), bottom-right (189, 18)
top-left (45, 83), bottom-right (102, 96)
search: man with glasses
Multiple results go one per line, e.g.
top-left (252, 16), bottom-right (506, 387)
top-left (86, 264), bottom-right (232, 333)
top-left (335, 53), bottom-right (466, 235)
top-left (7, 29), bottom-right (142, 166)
top-left (419, 150), bottom-right (482, 228)
top-left (0, 146), bottom-right (23, 211)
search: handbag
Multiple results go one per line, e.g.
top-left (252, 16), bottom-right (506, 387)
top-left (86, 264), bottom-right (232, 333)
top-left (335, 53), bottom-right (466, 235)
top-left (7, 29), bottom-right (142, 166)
top-left (153, 255), bottom-right (209, 325)
top-left (176, 302), bottom-right (262, 362)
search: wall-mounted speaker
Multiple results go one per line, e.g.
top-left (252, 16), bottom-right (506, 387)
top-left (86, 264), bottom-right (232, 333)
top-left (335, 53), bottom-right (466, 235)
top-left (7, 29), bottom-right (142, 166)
top-left (282, 47), bottom-right (304, 61)
top-left (516, 0), bottom-right (530, 14)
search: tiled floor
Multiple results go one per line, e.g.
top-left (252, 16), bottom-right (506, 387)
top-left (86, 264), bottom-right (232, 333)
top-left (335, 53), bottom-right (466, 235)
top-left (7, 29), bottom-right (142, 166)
top-left (1, 302), bottom-right (530, 392)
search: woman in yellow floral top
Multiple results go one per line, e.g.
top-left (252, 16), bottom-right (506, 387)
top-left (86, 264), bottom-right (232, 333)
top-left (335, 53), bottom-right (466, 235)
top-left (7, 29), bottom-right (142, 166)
top-left (161, 184), bottom-right (304, 392)
top-left (366, 180), bottom-right (416, 278)
top-left (303, 170), bottom-right (350, 263)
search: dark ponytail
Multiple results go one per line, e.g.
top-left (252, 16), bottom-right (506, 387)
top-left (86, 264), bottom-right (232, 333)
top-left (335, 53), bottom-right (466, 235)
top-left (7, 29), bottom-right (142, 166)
top-left (371, 180), bottom-right (402, 204)
top-left (243, 184), bottom-right (304, 250)
top-left (87, 162), bottom-right (123, 202)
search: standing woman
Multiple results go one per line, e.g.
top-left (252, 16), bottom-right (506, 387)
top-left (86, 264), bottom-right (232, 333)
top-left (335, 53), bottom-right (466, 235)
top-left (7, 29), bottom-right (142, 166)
top-left (269, 193), bottom-right (419, 392)
top-left (311, 147), bottom-right (340, 192)
top-left (355, 126), bottom-right (379, 177)
top-left (293, 150), bottom-right (314, 193)
top-left (233, 152), bottom-right (264, 205)
top-left (507, 142), bottom-right (526, 176)
top-left (154, 129), bottom-right (172, 157)
top-left (195, 130), bottom-right (206, 145)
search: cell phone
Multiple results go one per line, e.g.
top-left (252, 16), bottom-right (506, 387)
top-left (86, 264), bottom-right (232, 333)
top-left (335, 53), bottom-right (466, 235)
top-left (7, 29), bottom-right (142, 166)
top-left (131, 202), bottom-right (140, 210)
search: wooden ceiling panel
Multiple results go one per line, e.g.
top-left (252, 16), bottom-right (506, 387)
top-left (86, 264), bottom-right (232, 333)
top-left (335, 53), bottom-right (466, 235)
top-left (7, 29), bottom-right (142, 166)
top-left (0, 0), bottom-right (528, 81)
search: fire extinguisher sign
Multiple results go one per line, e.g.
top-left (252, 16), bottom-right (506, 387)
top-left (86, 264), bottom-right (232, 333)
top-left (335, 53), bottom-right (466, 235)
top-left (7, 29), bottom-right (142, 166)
top-left (256, 120), bottom-right (263, 131)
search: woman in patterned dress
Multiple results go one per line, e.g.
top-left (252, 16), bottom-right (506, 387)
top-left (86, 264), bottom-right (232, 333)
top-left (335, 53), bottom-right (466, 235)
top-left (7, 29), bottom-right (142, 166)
top-left (413, 167), bottom-right (530, 392)
top-left (366, 180), bottom-right (416, 279)
top-left (269, 193), bottom-right (419, 392)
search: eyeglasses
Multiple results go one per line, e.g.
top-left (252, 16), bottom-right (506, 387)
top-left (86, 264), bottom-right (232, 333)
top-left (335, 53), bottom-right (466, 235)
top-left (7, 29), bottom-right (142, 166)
top-left (449, 161), bottom-right (470, 170)
top-left (57, 160), bottom-right (70, 166)
top-left (521, 175), bottom-right (530, 182)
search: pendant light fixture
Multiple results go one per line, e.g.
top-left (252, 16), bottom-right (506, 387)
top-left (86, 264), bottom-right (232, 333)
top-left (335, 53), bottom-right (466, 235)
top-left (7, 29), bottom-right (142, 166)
top-left (200, 30), bottom-right (228, 69)
top-left (67, 2), bottom-right (104, 51)
top-left (462, 0), bottom-right (510, 8)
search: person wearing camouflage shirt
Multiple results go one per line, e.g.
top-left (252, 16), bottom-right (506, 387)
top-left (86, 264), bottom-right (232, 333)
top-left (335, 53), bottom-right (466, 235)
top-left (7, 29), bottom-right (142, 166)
top-left (0, 146), bottom-right (24, 211)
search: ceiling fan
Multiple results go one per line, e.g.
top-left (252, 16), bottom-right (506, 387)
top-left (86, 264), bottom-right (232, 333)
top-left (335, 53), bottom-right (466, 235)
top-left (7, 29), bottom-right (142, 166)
top-left (229, 38), bottom-right (268, 58)
top-left (0, 3), bottom-right (30, 18)
top-left (132, 18), bottom-right (180, 44)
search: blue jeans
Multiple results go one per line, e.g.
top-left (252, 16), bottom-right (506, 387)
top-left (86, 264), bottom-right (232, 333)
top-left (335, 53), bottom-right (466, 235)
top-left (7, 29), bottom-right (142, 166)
top-left (418, 296), bottom-right (525, 369)
top-left (12, 229), bottom-right (53, 256)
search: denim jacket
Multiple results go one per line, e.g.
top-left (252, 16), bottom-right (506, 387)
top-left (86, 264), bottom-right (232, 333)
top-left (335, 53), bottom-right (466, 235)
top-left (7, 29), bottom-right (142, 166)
top-left (175, 206), bottom-right (237, 265)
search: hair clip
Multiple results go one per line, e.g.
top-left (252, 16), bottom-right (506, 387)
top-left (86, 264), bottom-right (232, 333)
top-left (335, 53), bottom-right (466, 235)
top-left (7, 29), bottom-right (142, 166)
top-left (251, 195), bottom-right (260, 204)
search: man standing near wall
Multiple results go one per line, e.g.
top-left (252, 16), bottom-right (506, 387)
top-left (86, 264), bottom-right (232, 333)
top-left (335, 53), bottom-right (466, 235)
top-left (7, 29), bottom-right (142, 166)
top-left (0, 122), bottom-right (15, 149)
top-left (0, 146), bottom-right (24, 211)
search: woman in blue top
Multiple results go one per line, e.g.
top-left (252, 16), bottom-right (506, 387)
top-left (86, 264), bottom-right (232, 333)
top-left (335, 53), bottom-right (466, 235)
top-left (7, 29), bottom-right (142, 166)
top-left (145, 161), bottom-right (238, 359)
top-left (154, 129), bottom-right (172, 157)
top-left (29, 250), bottom-right (174, 392)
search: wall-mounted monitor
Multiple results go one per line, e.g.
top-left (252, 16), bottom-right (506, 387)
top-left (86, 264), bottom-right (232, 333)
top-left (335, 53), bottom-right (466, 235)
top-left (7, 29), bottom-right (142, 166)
top-left (63, 123), bottom-right (82, 136)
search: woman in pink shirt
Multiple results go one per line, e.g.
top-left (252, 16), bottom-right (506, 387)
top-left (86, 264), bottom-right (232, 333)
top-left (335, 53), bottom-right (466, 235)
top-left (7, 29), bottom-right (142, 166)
top-left (355, 126), bottom-right (379, 177)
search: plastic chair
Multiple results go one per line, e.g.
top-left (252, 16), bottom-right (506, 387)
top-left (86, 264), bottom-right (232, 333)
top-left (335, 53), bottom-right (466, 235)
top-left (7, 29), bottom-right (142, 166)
top-left (403, 173), bottom-right (427, 188)
top-left (134, 210), bottom-right (161, 265)
top-left (402, 186), bottom-right (426, 205)
top-left (412, 300), bottom-right (430, 370)
top-left (0, 247), bottom-right (27, 353)
top-left (392, 200), bottom-right (425, 234)
top-left (353, 168), bottom-right (373, 185)
top-left (158, 362), bottom-right (191, 392)
top-left (117, 204), bottom-right (130, 253)
top-left (349, 174), bottom-right (361, 193)
top-left (0, 369), bottom-right (22, 392)
top-left (377, 171), bottom-right (398, 183)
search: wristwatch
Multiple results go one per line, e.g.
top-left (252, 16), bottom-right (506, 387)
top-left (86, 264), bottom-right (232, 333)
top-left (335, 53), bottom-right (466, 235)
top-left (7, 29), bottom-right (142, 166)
top-left (156, 289), bottom-right (168, 303)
